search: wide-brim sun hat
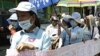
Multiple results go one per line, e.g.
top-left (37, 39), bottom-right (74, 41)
top-left (69, 12), bottom-right (82, 24)
top-left (9, 1), bottom-right (37, 15)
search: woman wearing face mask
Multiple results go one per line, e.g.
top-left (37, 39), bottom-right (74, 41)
top-left (7, 13), bottom-right (22, 44)
top-left (8, 1), bottom-right (51, 51)
top-left (68, 12), bottom-right (85, 44)
top-left (7, 13), bottom-right (21, 34)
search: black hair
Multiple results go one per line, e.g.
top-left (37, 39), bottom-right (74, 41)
top-left (63, 19), bottom-right (71, 28)
top-left (29, 11), bottom-right (40, 28)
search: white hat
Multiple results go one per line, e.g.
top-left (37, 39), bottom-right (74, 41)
top-left (9, 1), bottom-right (37, 15)
top-left (70, 12), bottom-right (82, 24)
top-left (7, 13), bottom-right (17, 24)
top-left (8, 13), bottom-right (17, 20)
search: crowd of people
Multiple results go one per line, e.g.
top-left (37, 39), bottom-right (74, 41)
top-left (6, 1), bottom-right (100, 52)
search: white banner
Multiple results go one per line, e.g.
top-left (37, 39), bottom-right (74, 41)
top-left (6, 39), bottom-right (100, 56)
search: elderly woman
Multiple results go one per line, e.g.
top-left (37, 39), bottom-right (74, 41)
top-left (60, 12), bottom-right (85, 45)
top-left (9, 1), bottom-right (51, 51)
top-left (69, 12), bottom-right (85, 43)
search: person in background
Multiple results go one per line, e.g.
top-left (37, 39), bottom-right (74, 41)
top-left (45, 15), bottom-right (63, 49)
top-left (7, 13), bottom-right (21, 35)
top-left (60, 15), bottom-right (71, 46)
top-left (85, 15), bottom-right (99, 40)
top-left (83, 15), bottom-right (92, 40)
top-left (9, 1), bottom-right (51, 51)
top-left (69, 12), bottom-right (85, 44)
top-left (59, 12), bottom-right (85, 45)
top-left (7, 13), bottom-right (22, 44)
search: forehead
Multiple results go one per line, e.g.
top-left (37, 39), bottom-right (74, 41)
top-left (16, 11), bottom-right (30, 15)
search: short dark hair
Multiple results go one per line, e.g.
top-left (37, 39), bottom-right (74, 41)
top-left (29, 11), bottom-right (40, 28)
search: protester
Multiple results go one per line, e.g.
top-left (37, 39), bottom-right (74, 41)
top-left (9, 1), bottom-right (51, 51)
top-left (7, 13), bottom-right (21, 35)
top-left (69, 12), bottom-right (85, 44)
top-left (60, 15), bottom-right (71, 46)
top-left (45, 15), bottom-right (63, 49)
top-left (7, 13), bottom-right (22, 44)
top-left (59, 12), bottom-right (85, 45)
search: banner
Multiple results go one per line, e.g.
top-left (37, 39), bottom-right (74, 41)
top-left (29, 0), bottom-right (59, 10)
top-left (6, 39), bottom-right (100, 56)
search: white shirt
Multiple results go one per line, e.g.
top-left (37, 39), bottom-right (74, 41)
top-left (10, 27), bottom-right (51, 51)
top-left (45, 24), bottom-right (64, 48)
top-left (45, 24), bottom-right (63, 38)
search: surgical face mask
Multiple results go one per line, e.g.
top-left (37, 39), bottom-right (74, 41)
top-left (18, 19), bottom-right (32, 30)
top-left (10, 22), bottom-right (18, 28)
top-left (70, 20), bottom-right (77, 28)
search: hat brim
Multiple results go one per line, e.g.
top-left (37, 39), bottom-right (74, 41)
top-left (9, 8), bottom-right (30, 12)
top-left (8, 18), bottom-right (17, 20)
top-left (69, 18), bottom-right (82, 24)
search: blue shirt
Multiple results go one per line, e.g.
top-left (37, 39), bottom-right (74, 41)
top-left (61, 26), bottom-right (84, 46)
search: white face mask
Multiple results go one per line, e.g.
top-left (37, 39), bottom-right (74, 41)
top-left (10, 22), bottom-right (18, 28)
top-left (18, 19), bottom-right (32, 30)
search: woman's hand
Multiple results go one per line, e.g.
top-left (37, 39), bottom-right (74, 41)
top-left (17, 42), bottom-right (37, 52)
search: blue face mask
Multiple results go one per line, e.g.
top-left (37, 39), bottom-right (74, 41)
top-left (70, 20), bottom-right (77, 28)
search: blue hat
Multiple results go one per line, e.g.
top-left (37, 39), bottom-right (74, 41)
top-left (70, 12), bottom-right (82, 24)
